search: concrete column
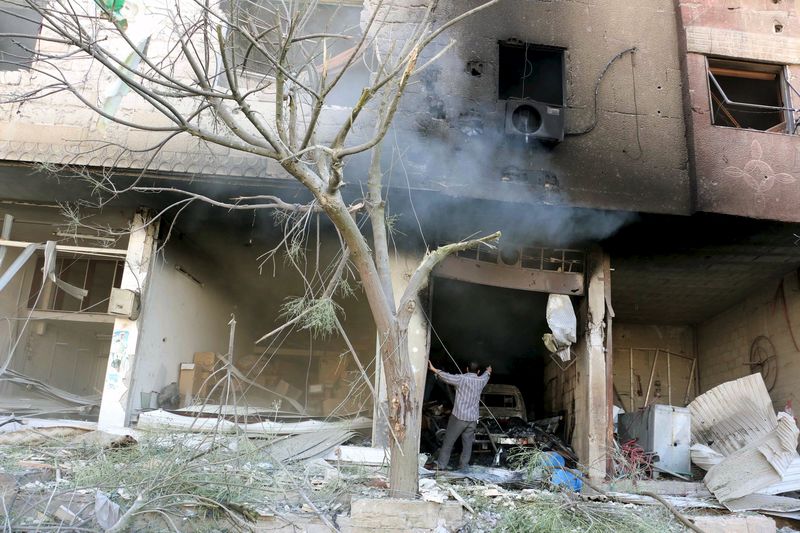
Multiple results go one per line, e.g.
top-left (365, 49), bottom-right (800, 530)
top-left (372, 250), bottom-right (430, 448)
top-left (97, 210), bottom-right (158, 430)
top-left (572, 249), bottom-right (608, 480)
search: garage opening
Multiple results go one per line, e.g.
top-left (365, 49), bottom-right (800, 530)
top-left (603, 213), bottom-right (800, 481)
top-left (422, 276), bottom-right (570, 465)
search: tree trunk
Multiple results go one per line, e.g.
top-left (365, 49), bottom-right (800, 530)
top-left (388, 399), bottom-right (421, 498)
top-left (384, 328), bottom-right (421, 498)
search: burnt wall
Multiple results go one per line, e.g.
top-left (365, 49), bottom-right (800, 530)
top-left (677, 0), bottom-right (800, 222)
top-left (697, 270), bottom-right (800, 412)
top-left (381, 0), bottom-right (690, 215)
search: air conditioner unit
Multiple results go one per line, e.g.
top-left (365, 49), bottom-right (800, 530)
top-left (505, 99), bottom-right (565, 142)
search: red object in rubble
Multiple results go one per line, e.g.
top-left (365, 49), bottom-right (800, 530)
top-left (618, 439), bottom-right (655, 479)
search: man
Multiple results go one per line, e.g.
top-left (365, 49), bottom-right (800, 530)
top-left (428, 360), bottom-right (492, 470)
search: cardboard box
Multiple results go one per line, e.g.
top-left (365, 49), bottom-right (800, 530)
top-left (319, 357), bottom-right (347, 384)
top-left (177, 361), bottom-right (216, 406)
top-left (193, 351), bottom-right (216, 370)
top-left (178, 363), bottom-right (196, 406)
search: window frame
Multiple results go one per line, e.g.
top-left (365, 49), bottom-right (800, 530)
top-left (496, 39), bottom-right (566, 106)
top-left (26, 254), bottom-right (124, 314)
top-left (705, 56), bottom-right (796, 134)
top-left (0, 0), bottom-right (44, 72)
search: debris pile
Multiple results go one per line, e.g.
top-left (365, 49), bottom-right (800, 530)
top-left (0, 416), bottom-right (700, 533)
top-left (688, 373), bottom-right (800, 518)
top-left (0, 422), bottom-right (385, 531)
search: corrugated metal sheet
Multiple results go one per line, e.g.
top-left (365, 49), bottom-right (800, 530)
top-left (688, 373), bottom-right (800, 503)
top-left (689, 373), bottom-right (776, 456)
top-left (759, 458), bottom-right (800, 495)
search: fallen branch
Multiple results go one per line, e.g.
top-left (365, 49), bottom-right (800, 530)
top-left (567, 469), bottom-right (706, 533)
top-left (447, 486), bottom-right (475, 515)
top-left (640, 491), bottom-right (706, 533)
top-left (398, 231), bottom-right (501, 323)
top-left (300, 490), bottom-right (339, 533)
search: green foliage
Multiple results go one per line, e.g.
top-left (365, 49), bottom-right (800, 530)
top-left (280, 296), bottom-right (343, 338)
top-left (507, 447), bottom-right (551, 484)
top-left (337, 276), bottom-right (357, 299)
top-left (493, 495), bottom-right (681, 533)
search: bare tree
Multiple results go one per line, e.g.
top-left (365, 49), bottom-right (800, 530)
top-left (0, 0), bottom-right (501, 496)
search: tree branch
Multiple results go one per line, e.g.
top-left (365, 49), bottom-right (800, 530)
top-left (397, 232), bottom-right (502, 325)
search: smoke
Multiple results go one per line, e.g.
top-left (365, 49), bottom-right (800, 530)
top-left (360, 50), bottom-right (637, 248)
top-left (388, 190), bottom-right (637, 249)
top-left (339, 3), bottom-right (640, 249)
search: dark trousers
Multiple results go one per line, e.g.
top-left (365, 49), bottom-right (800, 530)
top-left (437, 415), bottom-right (476, 469)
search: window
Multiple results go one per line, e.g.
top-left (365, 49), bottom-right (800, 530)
top-left (498, 40), bottom-right (565, 106)
top-left (481, 393), bottom-right (517, 409)
top-left (707, 57), bottom-right (793, 133)
top-left (27, 256), bottom-right (124, 313)
top-left (0, 1), bottom-right (43, 71)
top-left (219, 0), bottom-right (369, 106)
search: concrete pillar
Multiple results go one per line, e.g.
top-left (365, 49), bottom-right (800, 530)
top-left (372, 250), bottom-right (430, 448)
top-left (97, 210), bottom-right (158, 430)
top-left (572, 249), bottom-right (608, 480)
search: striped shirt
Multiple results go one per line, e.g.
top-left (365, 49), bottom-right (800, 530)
top-left (436, 370), bottom-right (491, 422)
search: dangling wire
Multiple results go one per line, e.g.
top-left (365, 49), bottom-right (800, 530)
top-left (567, 46), bottom-right (637, 136)
top-left (520, 41), bottom-right (534, 99)
top-left (420, 304), bottom-right (505, 432)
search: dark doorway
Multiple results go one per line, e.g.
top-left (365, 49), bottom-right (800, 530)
top-left (422, 277), bottom-right (553, 460)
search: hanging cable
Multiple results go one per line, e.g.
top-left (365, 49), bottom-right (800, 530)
top-left (566, 46), bottom-right (637, 136)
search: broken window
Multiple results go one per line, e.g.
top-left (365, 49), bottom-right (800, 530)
top-left (707, 57), bottom-right (795, 133)
top-left (0, 1), bottom-right (43, 71)
top-left (498, 40), bottom-right (565, 106)
top-left (27, 256), bottom-right (124, 313)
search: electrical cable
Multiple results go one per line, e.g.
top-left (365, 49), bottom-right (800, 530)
top-left (566, 46), bottom-right (637, 137)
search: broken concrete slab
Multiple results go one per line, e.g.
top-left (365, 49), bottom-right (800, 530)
top-left (689, 514), bottom-right (776, 533)
top-left (705, 412), bottom-right (799, 502)
top-left (759, 457), bottom-right (800, 495)
top-left (689, 373), bottom-right (778, 456)
top-left (342, 498), bottom-right (464, 532)
top-left (724, 493), bottom-right (800, 513)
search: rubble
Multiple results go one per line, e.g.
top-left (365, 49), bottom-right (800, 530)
top-left (3, 393), bottom-right (799, 532)
top-left (689, 374), bottom-right (800, 505)
top-left (136, 407), bottom-right (372, 435)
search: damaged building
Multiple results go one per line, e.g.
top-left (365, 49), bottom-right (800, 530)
top-left (1, 0), bottom-right (800, 524)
